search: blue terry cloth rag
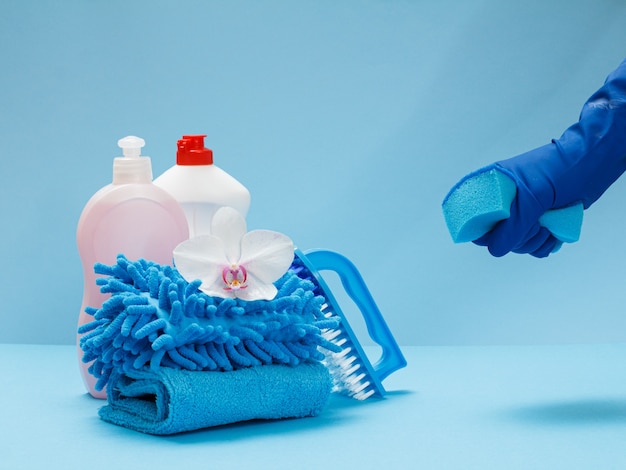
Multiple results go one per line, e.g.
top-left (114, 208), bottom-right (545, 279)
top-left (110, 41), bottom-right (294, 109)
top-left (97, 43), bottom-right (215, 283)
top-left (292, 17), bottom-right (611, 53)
top-left (99, 361), bottom-right (332, 435)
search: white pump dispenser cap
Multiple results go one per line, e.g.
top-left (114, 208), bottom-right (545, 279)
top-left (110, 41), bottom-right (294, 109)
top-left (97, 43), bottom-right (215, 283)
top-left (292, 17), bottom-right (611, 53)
top-left (113, 135), bottom-right (153, 184)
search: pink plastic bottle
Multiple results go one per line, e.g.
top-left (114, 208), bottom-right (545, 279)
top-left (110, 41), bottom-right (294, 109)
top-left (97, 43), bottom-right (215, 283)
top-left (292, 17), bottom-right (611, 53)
top-left (76, 136), bottom-right (189, 398)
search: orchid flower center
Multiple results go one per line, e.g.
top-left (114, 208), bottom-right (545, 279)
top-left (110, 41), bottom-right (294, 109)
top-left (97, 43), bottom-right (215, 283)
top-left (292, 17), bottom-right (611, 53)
top-left (222, 264), bottom-right (248, 291)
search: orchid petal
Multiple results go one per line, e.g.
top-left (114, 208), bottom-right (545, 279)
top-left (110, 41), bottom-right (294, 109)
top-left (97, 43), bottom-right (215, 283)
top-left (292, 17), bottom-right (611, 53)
top-left (173, 209), bottom-right (294, 301)
top-left (173, 236), bottom-right (227, 296)
top-left (211, 207), bottom-right (246, 263)
top-left (240, 230), bottom-right (294, 284)
top-left (234, 273), bottom-right (278, 301)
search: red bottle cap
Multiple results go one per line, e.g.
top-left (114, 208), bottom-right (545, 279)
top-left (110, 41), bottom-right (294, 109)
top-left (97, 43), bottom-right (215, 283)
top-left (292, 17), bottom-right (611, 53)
top-left (176, 135), bottom-right (213, 165)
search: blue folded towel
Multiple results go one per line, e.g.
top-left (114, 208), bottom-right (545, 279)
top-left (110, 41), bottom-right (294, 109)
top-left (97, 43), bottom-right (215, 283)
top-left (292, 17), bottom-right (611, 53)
top-left (99, 361), bottom-right (332, 435)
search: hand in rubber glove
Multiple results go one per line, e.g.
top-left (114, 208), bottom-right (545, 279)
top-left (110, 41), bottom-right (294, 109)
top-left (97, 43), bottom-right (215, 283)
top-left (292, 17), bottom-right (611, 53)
top-left (475, 58), bottom-right (626, 258)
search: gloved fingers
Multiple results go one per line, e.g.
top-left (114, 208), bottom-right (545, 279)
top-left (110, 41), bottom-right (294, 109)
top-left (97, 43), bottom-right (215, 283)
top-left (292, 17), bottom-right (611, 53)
top-left (531, 234), bottom-right (560, 258)
top-left (474, 215), bottom-right (559, 258)
top-left (473, 192), bottom-right (544, 257)
top-left (472, 233), bottom-right (490, 247)
top-left (470, 218), bottom-right (526, 257)
top-left (471, 219), bottom-right (518, 257)
top-left (511, 226), bottom-right (559, 258)
top-left (486, 221), bottom-right (540, 258)
top-left (510, 224), bottom-right (547, 254)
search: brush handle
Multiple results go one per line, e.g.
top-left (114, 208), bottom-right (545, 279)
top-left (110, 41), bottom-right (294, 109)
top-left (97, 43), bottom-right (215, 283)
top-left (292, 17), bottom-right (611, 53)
top-left (304, 249), bottom-right (407, 382)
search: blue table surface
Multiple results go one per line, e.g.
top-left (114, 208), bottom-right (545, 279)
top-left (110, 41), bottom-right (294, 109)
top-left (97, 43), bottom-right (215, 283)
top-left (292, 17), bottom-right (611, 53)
top-left (2, 343), bottom-right (626, 469)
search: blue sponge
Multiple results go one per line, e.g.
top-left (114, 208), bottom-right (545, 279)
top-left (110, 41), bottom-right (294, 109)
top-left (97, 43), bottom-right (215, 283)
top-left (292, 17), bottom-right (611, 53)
top-left (443, 167), bottom-right (583, 244)
top-left (443, 167), bottom-right (517, 243)
top-left (537, 204), bottom-right (583, 244)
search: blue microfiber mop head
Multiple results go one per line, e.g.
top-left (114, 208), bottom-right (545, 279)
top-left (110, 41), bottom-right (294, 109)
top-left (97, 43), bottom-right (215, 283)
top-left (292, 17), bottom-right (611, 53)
top-left (78, 255), bottom-right (341, 391)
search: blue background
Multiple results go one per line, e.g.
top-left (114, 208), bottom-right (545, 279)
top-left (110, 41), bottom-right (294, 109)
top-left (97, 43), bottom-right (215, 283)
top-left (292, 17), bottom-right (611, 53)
top-left (2, 0), bottom-right (626, 346)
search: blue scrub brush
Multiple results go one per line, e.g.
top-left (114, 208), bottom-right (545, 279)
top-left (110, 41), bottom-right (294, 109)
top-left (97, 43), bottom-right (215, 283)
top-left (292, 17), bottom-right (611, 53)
top-left (294, 249), bottom-right (407, 400)
top-left (78, 254), bottom-right (342, 392)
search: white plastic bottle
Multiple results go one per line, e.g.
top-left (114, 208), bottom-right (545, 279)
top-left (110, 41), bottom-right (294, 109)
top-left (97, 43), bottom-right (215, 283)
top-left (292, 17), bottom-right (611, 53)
top-left (76, 136), bottom-right (189, 399)
top-left (154, 135), bottom-right (251, 238)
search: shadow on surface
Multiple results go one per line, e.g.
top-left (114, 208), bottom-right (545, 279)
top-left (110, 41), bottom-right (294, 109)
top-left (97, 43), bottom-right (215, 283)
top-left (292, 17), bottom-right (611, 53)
top-left (504, 397), bottom-right (626, 426)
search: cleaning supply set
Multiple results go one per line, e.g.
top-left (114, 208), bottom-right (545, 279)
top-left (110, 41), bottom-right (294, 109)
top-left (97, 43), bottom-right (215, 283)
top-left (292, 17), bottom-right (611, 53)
top-left (79, 254), bottom-right (340, 434)
top-left (77, 134), bottom-right (405, 434)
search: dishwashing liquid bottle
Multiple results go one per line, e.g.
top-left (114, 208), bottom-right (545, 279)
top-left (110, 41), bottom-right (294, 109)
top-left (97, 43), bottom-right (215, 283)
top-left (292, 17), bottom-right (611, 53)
top-left (154, 135), bottom-right (251, 238)
top-left (76, 136), bottom-right (189, 399)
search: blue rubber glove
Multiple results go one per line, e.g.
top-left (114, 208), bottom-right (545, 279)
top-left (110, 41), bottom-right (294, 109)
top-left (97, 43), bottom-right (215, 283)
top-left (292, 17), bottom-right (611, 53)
top-left (475, 58), bottom-right (626, 257)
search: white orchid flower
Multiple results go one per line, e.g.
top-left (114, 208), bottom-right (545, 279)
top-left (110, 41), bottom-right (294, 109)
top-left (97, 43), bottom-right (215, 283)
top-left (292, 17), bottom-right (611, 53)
top-left (173, 207), bottom-right (294, 301)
